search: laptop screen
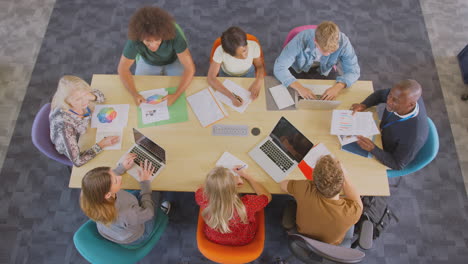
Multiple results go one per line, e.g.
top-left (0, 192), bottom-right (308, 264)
top-left (133, 128), bottom-right (166, 163)
top-left (270, 117), bottom-right (314, 162)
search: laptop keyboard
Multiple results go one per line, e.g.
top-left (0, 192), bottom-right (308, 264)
top-left (259, 140), bottom-right (294, 172)
top-left (130, 147), bottom-right (162, 174)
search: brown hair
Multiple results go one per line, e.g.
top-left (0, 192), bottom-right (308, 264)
top-left (128, 6), bottom-right (175, 41)
top-left (202, 167), bottom-right (247, 233)
top-left (314, 155), bottom-right (344, 198)
top-left (80, 167), bottom-right (117, 225)
top-left (221, 26), bottom-right (247, 57)
top-left (315, 21), bottom-right (340, 53)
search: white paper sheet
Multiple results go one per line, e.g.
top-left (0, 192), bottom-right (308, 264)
top-left (216, 151), bottom-right (248, 175)
top-left (337, 135), bottom-right (358, 146)
top-left (95, 127), bottom-right (123, 150)
top-left (330, 110), bottom-right (380, 136)
top-left (91, 104), bottom-right (129, 128)
top-left (211, 79), bottom-right (252, 113)
top-left (187, 88), bottom-right (228, 127)
top-left (138, 89), bottom-right (170, 124)
top-left (269, 84), bottom-right (295, 109)
top-left (302, 143), bottom-right (332, 168)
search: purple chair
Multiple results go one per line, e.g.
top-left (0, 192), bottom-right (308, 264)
top-left (282, 25), bottom-right (318, 48)
top-left (31, 103), bottom-right (73, 166)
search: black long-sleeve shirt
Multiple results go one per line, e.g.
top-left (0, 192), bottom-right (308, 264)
top-left (361, 89), bottom-right (429, 170)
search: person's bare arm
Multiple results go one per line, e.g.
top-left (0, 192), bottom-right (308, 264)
top-left (237, 167), bottom-right (272, 202)
top-left (248, 58), bottom-right (265, 100)
top-left (166, 49), bottom-right (195, 106)
top-left (279, 180), bottom-right (290, 193)
top-left (342, 166), bottom-right (363, 209)
top-left (207, 61), bottom-right (243, 107)
top-left (117, 55), bottom-right (145, 105)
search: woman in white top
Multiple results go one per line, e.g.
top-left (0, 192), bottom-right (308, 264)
top-left (207, 27), bottom-right (265, 107)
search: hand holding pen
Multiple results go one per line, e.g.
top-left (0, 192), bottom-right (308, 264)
top-left (231, 92), bottom-right (243, 107)
top-left (234, 165), bottom-right (251, 180)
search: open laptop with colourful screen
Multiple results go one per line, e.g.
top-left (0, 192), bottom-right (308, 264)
top-left (248, 117), bottom-right (314, 182)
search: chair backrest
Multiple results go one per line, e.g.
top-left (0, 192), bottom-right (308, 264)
top-left (288, 233), bottom-right (365, 264)
top-left (282, 25), bottom-right (318, 48)
top-left (73, 208), bottom-right (168, 264)
top-left (31, 103), bottom-right (73, 166)
top-left (387, 117), bottom-right (439, 178)
top-left (209, 33), bottom-right (265, 76)
top-left (196, 208), bottom-right (265, 264)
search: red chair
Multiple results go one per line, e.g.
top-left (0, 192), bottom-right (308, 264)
top-left (209, 34), bottom-right (266, 76)
top-left (196, 208), bottom-right (265, 264)
top-left (282, 25), bottom-right (317, 48)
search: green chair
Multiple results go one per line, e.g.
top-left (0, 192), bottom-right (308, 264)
top-left (73, 208), bottom-right (168, 264)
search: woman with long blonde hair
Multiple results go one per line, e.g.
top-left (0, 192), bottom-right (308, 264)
top-left (80, 155), bottom-right (171, 245)
top-left (195, 166), bottom-right (272, 246)
top-left (49, 75), bottom-right (119, 167)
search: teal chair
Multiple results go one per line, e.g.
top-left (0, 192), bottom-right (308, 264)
top-left (387, 117), bottom-right (439, 178)
top-left (73, 208), bottom-right (168, 264)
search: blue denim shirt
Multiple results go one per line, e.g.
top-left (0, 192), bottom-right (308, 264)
top-left (274, 29), bottom-right (360, 88)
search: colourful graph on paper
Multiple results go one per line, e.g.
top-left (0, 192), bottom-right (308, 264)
top-left (97, 107), bottom-right (117, 123)
top-left (146, 94), bottom-right (165, 105)
top-left (338, 111), bottom-right (353, 132)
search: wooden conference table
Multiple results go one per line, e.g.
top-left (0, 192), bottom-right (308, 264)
top-left (69, 75), bottom-right (390, 196)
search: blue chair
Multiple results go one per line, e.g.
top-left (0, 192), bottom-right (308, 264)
top-left (73, 208), bottom-right (168, 264)
top-left (387, 117), bottom-right (439, 178)
top-left (31, 103), bottom-right (73, 166)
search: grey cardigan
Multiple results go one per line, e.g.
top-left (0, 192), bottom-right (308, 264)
top-left (96, 165), bottom-right (156, 244)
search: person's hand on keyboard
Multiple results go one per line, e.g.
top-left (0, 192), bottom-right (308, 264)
top-left (122, 153), bottom-right (137, 170)
top-left (138, 159), bottom-right (155, 182)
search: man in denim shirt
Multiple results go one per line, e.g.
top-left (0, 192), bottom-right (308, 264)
top-left (274, 21), bottom-right (360, 100)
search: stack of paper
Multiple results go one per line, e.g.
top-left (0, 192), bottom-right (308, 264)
top-left (269, 84), bottom-right (295, 109)
top-left (211, 79), bottom-right (252, 113)
top-left (91, 104), bottom-right (130, 150)
top-left (215, 152), bottom-right (248, 176)
top-left (187, 88), bottom-right (228, 127)
top-left (298, 143), bottom-right (332, 180)
top-left (330, 110), bottom-right (378, 158)
top-left (139, 88), bottom-right (170, 124)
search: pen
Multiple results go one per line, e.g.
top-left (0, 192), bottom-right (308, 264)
top-left (236, 164), bottom-right (247, 171)
top-left (232, 92), bottom-right (242, 103)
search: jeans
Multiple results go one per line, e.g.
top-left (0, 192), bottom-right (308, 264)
top-left (219, 64), bottom-right (255, 78)
top-left (135, 57), bottom-right (184, 76)
top-left (125, 191), bottom-right (162, 246)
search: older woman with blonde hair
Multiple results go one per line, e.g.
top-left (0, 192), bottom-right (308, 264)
top-left (49, 75), bottom-right (119, 167)
top-left (195, 166), bottom-right (272, 246)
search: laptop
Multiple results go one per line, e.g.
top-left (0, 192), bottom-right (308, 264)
top-left (248, 117), bottom-right (314, 182)
top-left (295, 84), bottom-right (341, 110)
top-left (122, 128), bottom-right (166, 181)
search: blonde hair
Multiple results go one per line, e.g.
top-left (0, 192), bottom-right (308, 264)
top-left (202, 167), bottom-right (247, 233)
top-left (314, 155), bottom-right (344, 198)
top-left (315, 21), bottom-right (340, 53)
top-left (51, 75), bottom-right (92, 110)
top-left (80, 167), bottom-right (117, 225)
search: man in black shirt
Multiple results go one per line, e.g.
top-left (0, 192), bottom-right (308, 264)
top-left (351, 79), bottom-right (429, 170)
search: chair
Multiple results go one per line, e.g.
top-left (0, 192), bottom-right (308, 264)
top-left (196, 208), bottom-right (265, 264)
top-left (282, 25), bottom-right (318, 48)
top-left (285, 220), bottom-right (373, 264)
top-left (31, 103), bottom-right (73, 166)
top-left (387, 117), bottom-right (439, 178)
top-left (73, 208), bottom-right (168, 264)
top-left (209, 33), bottom-right (266, 76)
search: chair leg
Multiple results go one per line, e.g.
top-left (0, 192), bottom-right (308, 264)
top-left (389, 176), bottom-right (403, 188)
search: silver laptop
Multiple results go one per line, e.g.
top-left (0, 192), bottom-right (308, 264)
top-left (123, 128), bottom-right (166, 181)
top-left (295, 84), bottom-right (341, 110)
top-left (249, 117), bottom-right (314, 182)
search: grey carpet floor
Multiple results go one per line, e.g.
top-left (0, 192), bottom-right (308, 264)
top-left (1, 0), bottom-right (467, 263)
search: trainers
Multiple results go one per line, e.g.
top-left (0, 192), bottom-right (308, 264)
top-left (160, 201), bottom-right (171, 215)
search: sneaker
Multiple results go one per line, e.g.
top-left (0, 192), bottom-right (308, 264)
top-left (160, 201), bottom-right (171, 215)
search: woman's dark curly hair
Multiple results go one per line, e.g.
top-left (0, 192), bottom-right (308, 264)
top-left (128, 7), bottom-right (175, 41)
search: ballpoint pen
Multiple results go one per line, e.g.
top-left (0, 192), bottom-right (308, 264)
top-left (236, 164), bottom-right (247, 171)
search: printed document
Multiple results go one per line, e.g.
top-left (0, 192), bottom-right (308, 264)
top-left (91, 104), bottom-right (129, 129)
top-left (330, 110), bottom-right (380, 136)
top-left (269, 84), bottom-right (295, 109)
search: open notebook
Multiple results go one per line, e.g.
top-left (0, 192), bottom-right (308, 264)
top-left (187, 88), bottom-right (228, 127)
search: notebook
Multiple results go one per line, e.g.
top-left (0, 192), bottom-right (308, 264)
top-left (187, 88), bottom-right (228, 127)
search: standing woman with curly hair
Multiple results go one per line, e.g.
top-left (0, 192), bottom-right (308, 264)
top-left (117, 6), bottom-right (195, 106)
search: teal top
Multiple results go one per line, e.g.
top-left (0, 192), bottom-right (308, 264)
top-left (122, 24), bottom-right (187, 66)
